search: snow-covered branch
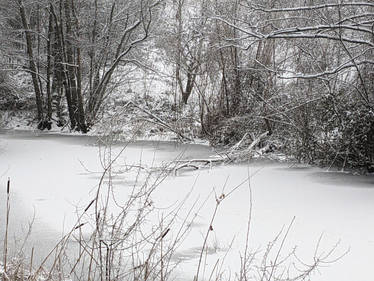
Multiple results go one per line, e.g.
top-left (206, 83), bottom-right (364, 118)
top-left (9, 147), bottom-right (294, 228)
top-left (248, 2), bottom-right (374, 13)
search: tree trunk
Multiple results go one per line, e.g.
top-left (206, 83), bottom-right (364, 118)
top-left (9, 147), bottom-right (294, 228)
top-left (71, 0), bottom-right (87, 132)
top-left (46, 10), bottom-right (53, 120)
top-left (175, 0), bottom-right (184, 104)
top-left (18, 0), bottom-right (44, 121)
top-left (63, 0), bottom-right (79, 129)
top-left (182, 65), bottom-right (197, 104)
top-left (50, 3), bottom-right (65, 126)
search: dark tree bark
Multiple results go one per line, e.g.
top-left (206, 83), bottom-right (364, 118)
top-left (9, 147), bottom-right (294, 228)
top-left (71, 0), bottom-right (87, 132)
top-left (46, 9), bottom-right (53, 120)
top-left (50, 3), bottom-right (65, 126)
top-left (182, 64), bottom-right (198, 104)
top-left (18, 0), bottom-right (44, 121)
top-left (63, 0), bottom-right (79, 129)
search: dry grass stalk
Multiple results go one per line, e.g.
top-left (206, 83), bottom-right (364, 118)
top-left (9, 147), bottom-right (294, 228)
top-left (2, 178), bottom-right (10, 281)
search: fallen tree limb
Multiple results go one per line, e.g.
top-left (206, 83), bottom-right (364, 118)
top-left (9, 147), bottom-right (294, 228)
top-left (227, 131), bottom-right (269, 161)
top-left (174, 158), bottom-right (225, 164)
top-left (243, 131), bottom-right (269, 153)
top-left (227, 132), bottom-right (249, 154)
top-left (173, 131), bottom-right (269, 171)
top-left (174, 163), bottom-right (200, 171)
top-left (173, 157), bottom-right (226, 173)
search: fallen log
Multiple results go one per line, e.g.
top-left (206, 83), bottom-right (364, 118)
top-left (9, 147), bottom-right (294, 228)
top-left (173, 157), bottom-right (226, 172)
top-left (173, 131), bottom-right (270, 171)
top-left (227, 131), bottom-right (269, 161)
top-left (227, 132), bottom-right (249, 154)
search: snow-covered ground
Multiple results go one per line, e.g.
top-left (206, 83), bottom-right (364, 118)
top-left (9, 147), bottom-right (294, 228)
top-left (0, 131), bottom-right (373, 281)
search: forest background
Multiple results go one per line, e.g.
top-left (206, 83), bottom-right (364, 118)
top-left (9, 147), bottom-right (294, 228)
top-left (0, 0), bottom-right (373, 172)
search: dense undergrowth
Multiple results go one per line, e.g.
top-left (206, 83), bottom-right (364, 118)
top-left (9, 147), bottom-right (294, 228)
top-left (205, 98), bottom-right (374, 173)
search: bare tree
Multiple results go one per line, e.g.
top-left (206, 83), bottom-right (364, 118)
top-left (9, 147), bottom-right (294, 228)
top-left (2, 0), bottom-right (162, 132)
top-left (203, 0), bottom-right (374, 169)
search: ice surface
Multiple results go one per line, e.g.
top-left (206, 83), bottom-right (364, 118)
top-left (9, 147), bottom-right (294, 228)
top-left (0, 131), bottom-right (373, 281)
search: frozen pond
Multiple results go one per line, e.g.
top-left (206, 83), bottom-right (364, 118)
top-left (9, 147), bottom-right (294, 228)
top-left (0, 130), bottom-right (374, 281)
